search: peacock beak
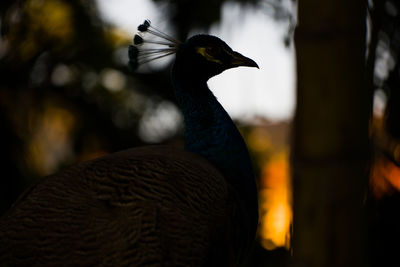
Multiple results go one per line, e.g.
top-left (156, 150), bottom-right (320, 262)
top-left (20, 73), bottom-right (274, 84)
top-left (230, 51), bottom-right (259, 69)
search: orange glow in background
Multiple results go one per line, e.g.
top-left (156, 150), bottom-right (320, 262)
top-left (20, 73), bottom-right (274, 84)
top-left (369, 114), bottom-right (400, 199)
top-left (245, 124), bottom-right (292, 250)
top-left (259, 152), bottom-right (292, 250)
top-left (370, 115), bottom-right (400, 199)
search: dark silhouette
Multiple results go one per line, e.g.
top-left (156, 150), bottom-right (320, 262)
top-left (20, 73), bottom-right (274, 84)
top-left (0, 21), bottom-right (259, 266)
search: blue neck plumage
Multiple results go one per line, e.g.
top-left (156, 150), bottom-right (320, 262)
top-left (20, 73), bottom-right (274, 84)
top-left (173, 77), bottom-right (251, 182)
top-left (172, 72), bottom-right (258, 251)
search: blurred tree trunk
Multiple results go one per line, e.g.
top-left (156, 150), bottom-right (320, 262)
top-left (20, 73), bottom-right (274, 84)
top-left (292, 0), bottom-right (370, 266)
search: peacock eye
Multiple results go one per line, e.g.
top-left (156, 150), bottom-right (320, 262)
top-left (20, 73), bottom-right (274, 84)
top-left (205, 46), bottom-right (221, 56)
top-left (195, 46), bottom-right (224, 64)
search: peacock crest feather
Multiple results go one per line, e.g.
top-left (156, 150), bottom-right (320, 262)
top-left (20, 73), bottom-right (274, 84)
top-left (128, 20), bottom-right (181, 71)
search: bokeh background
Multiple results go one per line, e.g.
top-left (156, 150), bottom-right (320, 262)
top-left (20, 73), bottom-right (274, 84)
top-left (0, 0), bottom-right (399, 266)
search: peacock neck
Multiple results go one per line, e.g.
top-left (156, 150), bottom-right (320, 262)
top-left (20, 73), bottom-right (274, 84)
top-left (172, 70), bottom-right (258, 253)
top-left (173, 75), bottom-right (251, 182)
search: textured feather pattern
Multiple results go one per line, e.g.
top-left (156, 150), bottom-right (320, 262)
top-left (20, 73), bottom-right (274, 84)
top-left (0, 146), bottom-right (231, 266)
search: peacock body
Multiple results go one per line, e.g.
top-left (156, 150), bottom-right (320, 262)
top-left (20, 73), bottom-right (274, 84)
top-left (0, 21), bottom-right (259, 266)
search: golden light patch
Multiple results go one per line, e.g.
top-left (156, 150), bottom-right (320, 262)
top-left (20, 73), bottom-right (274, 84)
top-left (27, 104), bottom-right (76, 176)
top-left (259, 151), bottom-right (292, 250)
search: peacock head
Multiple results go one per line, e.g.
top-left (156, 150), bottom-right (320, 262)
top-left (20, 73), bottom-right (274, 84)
top-left (177, 34), bottom-right (259, 81)
top-left (129, 20), bottom-right (258, 81)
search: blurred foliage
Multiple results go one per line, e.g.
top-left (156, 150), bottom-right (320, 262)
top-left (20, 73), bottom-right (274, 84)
top-left (0, 0), bottom-right (294, 266)
top-left (363, 0), bottom-right (400, 266)
top-left (153, 0), bottom-right (259, 38)
top-left (371, 0), bottom-right (400, 141)
top-left (0, 0), bottom-right (148, 214)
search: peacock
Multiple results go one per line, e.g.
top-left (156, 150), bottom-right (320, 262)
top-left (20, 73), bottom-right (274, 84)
top-left (0, 20), bottom-right (259, 266)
